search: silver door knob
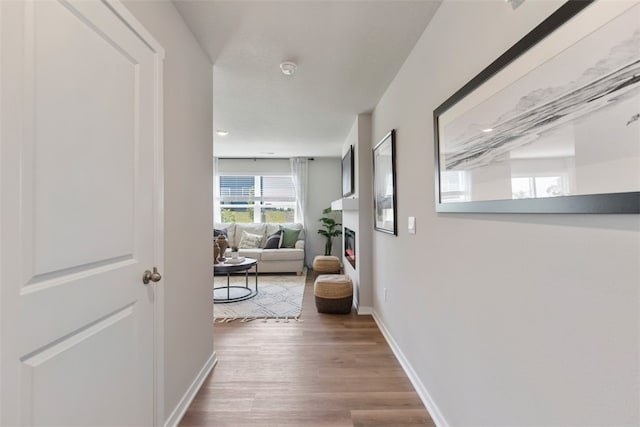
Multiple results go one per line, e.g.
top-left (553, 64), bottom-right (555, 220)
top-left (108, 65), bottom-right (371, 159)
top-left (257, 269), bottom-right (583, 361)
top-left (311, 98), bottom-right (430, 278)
top-left (142, 267), bottom-right (162, 284)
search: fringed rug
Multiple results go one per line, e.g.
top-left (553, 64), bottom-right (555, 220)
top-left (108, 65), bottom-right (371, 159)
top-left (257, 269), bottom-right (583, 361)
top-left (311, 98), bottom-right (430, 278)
top-left (213, 270), bottom-right (306, 323)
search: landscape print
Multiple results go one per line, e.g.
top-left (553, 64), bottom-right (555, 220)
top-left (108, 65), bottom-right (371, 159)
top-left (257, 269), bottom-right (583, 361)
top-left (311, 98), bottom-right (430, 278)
top-left (438, 3), bottom-right (640, 202)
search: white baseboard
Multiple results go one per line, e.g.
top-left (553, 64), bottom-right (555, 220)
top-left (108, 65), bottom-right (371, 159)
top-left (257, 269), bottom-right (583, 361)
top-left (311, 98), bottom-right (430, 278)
top-left (163, 351), bottom-right (218, 427)
top-left (371, 311), bottom-right (448, 427)
top-left (352, 295), bottom-right (372, 315)
top-left (357, 305), bottom-right (373, 315)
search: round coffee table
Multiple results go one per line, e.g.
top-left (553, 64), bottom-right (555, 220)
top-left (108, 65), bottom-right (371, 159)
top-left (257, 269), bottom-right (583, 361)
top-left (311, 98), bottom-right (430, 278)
top-left (213, 257), bottom-right (258, 303)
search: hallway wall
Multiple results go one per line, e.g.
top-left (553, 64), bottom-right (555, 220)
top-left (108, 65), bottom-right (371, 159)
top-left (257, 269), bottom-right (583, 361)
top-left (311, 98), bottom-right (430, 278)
top-left (371, 1), bottom-right (640, 425)
top-left (122, 1), bottom-right (214, 424)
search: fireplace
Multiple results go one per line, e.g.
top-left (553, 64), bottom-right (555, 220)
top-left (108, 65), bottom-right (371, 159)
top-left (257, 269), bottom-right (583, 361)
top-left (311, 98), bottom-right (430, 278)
top-left (344, 227), bottom-right (356, 268)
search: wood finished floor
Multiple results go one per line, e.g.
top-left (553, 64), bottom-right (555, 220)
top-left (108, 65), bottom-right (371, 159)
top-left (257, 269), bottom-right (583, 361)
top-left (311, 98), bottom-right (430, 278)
top-left (180, 271), bottom-right (435, 427)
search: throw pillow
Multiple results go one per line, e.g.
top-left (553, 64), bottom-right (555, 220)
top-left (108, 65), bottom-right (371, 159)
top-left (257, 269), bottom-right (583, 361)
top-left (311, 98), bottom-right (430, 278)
top-left (213, 228), bottom-right (228, 238)
top-left (263, 230), bottom-right (283, 249)
top-left (239, 230), bottom-right (263, 249)
top-left (280, 226), bottom-right (301, 248)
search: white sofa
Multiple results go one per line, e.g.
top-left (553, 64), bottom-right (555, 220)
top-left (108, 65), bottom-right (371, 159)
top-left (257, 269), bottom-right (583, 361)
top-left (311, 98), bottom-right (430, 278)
top-left (214, 222), bottom-right (305, 274)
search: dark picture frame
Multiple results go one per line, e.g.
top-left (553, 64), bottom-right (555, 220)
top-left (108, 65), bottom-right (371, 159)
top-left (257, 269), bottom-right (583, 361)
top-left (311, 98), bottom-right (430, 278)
top-left (433, 1), bottom-right (640, 214)
top-left (342, 145), bottom-right (355, 197)
top-left (373, 130), bottom-right (397, 235)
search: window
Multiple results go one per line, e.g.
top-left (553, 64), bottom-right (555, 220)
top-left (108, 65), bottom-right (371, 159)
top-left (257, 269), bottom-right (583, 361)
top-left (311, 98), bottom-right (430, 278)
top-left (511, 176), bottom-right (567, 199)
top-left (215, 175), bottom-right (296, 223)
top-left (440, 170), bottom-right (471, 202)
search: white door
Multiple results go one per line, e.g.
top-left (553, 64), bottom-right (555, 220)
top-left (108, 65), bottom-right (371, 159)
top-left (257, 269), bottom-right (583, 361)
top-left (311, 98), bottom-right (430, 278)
top-left (0, 1), bottom-right (164, 425)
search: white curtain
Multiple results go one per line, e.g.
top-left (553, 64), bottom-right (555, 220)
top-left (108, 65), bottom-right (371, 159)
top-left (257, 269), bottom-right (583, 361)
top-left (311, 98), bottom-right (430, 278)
top-left (213, 156), bottom-right (221, 223)
top-left (290, 157), bottom-right (308, 226)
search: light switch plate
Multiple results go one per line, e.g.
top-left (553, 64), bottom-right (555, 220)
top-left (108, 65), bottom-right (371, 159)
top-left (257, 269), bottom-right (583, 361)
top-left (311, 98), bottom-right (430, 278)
top-left (408, 216), bottom-right (416, 234)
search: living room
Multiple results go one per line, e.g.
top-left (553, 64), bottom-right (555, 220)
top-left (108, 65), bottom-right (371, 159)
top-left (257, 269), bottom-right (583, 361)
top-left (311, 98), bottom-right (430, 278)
top-left (1, 0), bottom-right (638, 426)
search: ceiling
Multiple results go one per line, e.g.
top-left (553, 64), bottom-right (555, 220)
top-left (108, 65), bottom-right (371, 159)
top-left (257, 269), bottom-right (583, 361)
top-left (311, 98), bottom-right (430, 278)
top-left (173, 0), bottom-right (442, 158)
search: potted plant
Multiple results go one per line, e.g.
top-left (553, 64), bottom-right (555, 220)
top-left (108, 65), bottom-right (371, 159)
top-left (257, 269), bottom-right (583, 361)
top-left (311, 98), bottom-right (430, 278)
top-left (317, 207), bottom-right (342, 256)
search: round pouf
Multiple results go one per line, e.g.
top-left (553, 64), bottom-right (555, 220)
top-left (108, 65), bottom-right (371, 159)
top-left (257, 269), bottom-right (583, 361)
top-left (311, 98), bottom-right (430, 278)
top-left (313, 255), bottom-right (341, 274)
top-left (314, 274), bottom-right (353, 314)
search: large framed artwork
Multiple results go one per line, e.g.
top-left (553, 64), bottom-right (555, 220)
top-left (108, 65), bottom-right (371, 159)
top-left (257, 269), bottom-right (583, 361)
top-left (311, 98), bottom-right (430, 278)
top-left (373, 130), bottom-right (397, 235)
top-left (342, 145), bottom-right (355, 197)
top-left (433, 0), bottom-right (640, 213)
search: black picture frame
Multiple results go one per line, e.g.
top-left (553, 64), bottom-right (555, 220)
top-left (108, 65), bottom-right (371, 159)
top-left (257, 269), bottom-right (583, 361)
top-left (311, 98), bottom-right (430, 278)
top-left (373, 130), bottom-right (397, 235)
top-left (342, 145), bottom-right (355, 197)
top-left (433, 0), bottom-right (640, 214)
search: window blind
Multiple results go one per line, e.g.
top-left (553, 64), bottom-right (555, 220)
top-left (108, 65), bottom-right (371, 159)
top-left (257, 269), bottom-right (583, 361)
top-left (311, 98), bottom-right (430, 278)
top-left (218, 175), bottom-right (295, 202)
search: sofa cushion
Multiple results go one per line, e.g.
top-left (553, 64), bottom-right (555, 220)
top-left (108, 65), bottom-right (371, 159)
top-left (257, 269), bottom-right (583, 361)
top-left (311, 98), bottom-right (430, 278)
top-left (239, 230), bottom-right (263, 249)
top-left (280, 226), bottom-right (301, 248)
top-left (265, 223), bottom-right (280, 236)
top-left (266, 223), bottom-right (304, 240)
top-left (213, 228), bottom-right (227, 238)
top-left (238, 248), bottom-right (263, 260)
top-left (233, 223), bottom-right (266, 247)
top-left (261, 248), bottom-right (303, 261)
top-left (264, 230), bottom-right (283, 249)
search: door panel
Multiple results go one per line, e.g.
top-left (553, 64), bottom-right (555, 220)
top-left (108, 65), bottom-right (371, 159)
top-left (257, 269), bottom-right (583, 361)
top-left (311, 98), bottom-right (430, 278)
top-left (22, 306), bottom-right (138, 426)
top-left (32, 0), bottom-right (137, 276)
top-left (1, 1), bottom-right (163, 425)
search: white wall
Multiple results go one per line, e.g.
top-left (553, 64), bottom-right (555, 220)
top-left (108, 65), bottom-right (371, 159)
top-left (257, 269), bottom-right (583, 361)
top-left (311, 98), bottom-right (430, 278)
top-left (217, 158), bottom-right (290, 174)
top-left (371, 1), bottom-right (640, 426)
top-left (305, 158), bottom-right (342, 266)
top-left (342, 114), bottom-right (374, 312)
top-left (122, 1), bottom-right (214, 424)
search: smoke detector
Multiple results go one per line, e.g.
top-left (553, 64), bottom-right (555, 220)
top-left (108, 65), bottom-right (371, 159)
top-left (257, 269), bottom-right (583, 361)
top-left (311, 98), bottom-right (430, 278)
top-left (280, 61), bottom-right (297, 76)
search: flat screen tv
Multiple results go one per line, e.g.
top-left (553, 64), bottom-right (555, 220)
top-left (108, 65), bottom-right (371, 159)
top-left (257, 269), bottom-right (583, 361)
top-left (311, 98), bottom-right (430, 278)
top-left (342, 145), bottom-right (354, 197)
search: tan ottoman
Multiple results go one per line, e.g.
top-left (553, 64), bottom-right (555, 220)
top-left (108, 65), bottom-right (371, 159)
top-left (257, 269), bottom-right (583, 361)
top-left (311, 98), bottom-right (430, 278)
top-left (314, 274), bottom-right (353, 314)
top-left (313, 255), bottom-right (341, 274)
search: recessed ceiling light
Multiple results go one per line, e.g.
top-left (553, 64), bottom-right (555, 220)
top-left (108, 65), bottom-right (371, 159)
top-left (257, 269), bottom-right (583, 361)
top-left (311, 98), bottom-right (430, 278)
top-left (280, 61), bottom-right (297, 76)
top-left (216, 129), bottom-right (229, 136)
top-left (482, 128), bottom-right (494, 133)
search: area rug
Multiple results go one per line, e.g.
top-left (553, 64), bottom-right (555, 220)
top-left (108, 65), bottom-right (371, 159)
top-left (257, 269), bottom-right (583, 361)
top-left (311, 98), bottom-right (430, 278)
top-left (213, 270), bottom-right (306, 322)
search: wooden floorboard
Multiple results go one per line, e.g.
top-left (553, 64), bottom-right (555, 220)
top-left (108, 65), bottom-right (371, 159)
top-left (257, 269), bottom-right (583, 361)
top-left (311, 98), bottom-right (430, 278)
top-left (180, 271), bottom-right (435, 427)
